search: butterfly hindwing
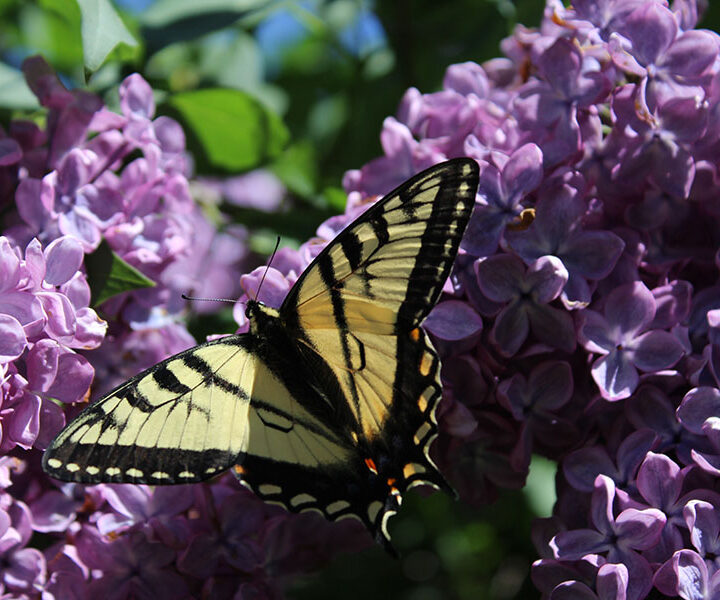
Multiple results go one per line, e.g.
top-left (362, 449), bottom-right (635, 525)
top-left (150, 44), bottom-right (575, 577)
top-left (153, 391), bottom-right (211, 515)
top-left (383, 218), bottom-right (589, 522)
top-left (235, 317), bottom-right (447, 548)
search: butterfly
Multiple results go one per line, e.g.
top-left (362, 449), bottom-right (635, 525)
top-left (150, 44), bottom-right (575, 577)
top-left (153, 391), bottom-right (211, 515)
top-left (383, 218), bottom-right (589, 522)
top-left (42, 158), bottom-right (480, 553)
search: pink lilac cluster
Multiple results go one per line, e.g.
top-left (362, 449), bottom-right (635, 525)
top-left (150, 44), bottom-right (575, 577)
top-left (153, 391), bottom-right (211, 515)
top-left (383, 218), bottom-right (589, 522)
top-left (233, 0), bottom-right (720, 598)
top-left (0, 58), bottom-right (369, 599)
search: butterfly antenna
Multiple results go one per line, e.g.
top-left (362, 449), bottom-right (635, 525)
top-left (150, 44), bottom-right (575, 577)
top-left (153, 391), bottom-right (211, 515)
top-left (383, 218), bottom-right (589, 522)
top-left (181, 293), bottom-right (241, 304)
top-left (255, 236), bottom-right (282, 301)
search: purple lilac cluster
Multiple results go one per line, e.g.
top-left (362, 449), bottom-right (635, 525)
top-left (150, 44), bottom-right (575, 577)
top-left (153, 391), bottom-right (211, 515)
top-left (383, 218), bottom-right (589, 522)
top-left (232, 1), bottom-right (720, 597)
top-left (6, 0), bottom-right (720, 597)
top-left (0, 58), bottom-right (369, 599)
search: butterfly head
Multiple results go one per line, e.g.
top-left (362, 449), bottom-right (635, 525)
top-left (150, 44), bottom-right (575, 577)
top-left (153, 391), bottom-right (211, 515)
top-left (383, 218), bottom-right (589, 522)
top-left (245, 299), bottom-right (281, 335)
top-left (244, 299), bottom-right (260, 320)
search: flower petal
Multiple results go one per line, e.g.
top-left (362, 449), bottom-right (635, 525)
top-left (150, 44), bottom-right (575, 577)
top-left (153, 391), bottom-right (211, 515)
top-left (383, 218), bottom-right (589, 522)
top-left (529, 304), bottom-right (577, 353)
top-left (491, 302), bottom-right (529, 356)
top-left (605, 282), bottom-right (656, 341)
top-left (597, 563), bottom-right (628, 600)
top-left (579, 309), bottom-right (616, 353)
top-left (629, 330), bottom-right (684, 372)
top-left (476, 254), bottom-right (525, 301)
top-left (44, 236), bottom-right (84, 286)
top-left (591, 350), bottom-right (639, 401)
top-left (677, 387), bottom-right (720, 434)
top-left (0, 314), bottom-right (27, 363)
top-left (527, 255), bottom-right (568, 303)
top-left (635, 452), bottom-right (681, 509)
top-left (615, 508), bottom-right (666, 550)
top-left (550, 529), bottom-right (608, 561)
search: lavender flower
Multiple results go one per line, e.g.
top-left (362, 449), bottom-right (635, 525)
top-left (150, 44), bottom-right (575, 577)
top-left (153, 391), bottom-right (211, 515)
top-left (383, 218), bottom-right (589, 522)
top-left (610, 2), bottom-right (717, 113)
top-left (75, 527), bottom-right (190, 600)
top-left (331, 2), bottom-right (720, 597)
top-left (497, 360), bottom-right (575, 471)
top-left (505, 184), bottom-right (625, 308)
top-left (0, 493), bottom-right (46, 595)
top-left (461, 143), bottom-right (543, 257)
top-left (0, 234), bottom-right (104, 452)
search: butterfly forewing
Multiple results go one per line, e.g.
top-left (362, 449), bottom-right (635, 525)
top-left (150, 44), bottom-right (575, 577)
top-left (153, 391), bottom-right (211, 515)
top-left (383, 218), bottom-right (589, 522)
top-left (42, 337), bottom-right (258, 484)
top-left (283, 158), bottom-right (478, 332)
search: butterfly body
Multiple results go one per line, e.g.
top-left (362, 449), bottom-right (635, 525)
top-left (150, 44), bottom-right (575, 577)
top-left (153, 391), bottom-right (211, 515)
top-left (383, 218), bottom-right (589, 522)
top-left (43, 158), bottom-right (480, 551)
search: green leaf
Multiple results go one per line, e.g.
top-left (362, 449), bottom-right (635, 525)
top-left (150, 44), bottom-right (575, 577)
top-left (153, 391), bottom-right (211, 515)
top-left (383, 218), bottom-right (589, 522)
top-left (21, 2), bottom-right (83, 74)
top-left (85, 239), bottom-right (155, 307)
top-left (76, 0), bottom-right (137, 72)
top-left (0, 63), bottom-right (39, 110)
top-left (139, 0), bottom-right (268, 27)
top-left (168, 88), bottom-right (289, 173)
top-left (139, 0), bottom-right (270, 53)
top-left (269, 141), bottom-right (318, 198)
top-left (222, 204), bottom-right (335, 244)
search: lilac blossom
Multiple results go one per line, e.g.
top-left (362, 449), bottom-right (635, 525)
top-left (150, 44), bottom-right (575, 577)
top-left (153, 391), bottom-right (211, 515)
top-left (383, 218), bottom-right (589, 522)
top-left (4, 0), bottom-right (720, 597)
top-left (505, 183), bottom-right (625, 308)
top-left (497, 360), bottom-right (575, 471)
top-left (677, 387), bottom-right (720, 475)
top-left (514, 37), bottom-right (610, 167)
top-left (610, 2), bottom-right (717, 113)
top-left (610, 87), bottom-right (708, 198)
top-left (550, 476), bottom-right (665, 600)
top-left (0, 234), bottom-right (104, 452)
top-left (684, 499), bottom-right (720, 562)
top-left (476, 254), bottom-right (575, 355)
top-left (632, 453), bottom-right (720, 563)
top-left (75, 527), bottom-right (190, 600)
top-left (461, 143), bottom-right (542, 257)
top-left (423, 300), bottom-right (483, 356)
top-left (625, 384), bottom-right (711, 465)
top-left (578, 281), bottom-right (685, 400)
top-left (95, 484), bottom-right (194, 538)
top-left (654, 549), bottom-right (720, 599)
top-left (0, 493), bottom-right (46, 595)
top-left (562, 429), bottom-right (657, 495)
top-left (549, 563), bottom-right (629, 600)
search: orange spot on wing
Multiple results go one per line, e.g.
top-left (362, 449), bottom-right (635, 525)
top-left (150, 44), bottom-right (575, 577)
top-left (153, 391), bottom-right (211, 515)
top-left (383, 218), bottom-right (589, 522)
top-left (410, 328), bottom-right (420, 342)
top-left (364, 458), bottom-right (378, 474)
